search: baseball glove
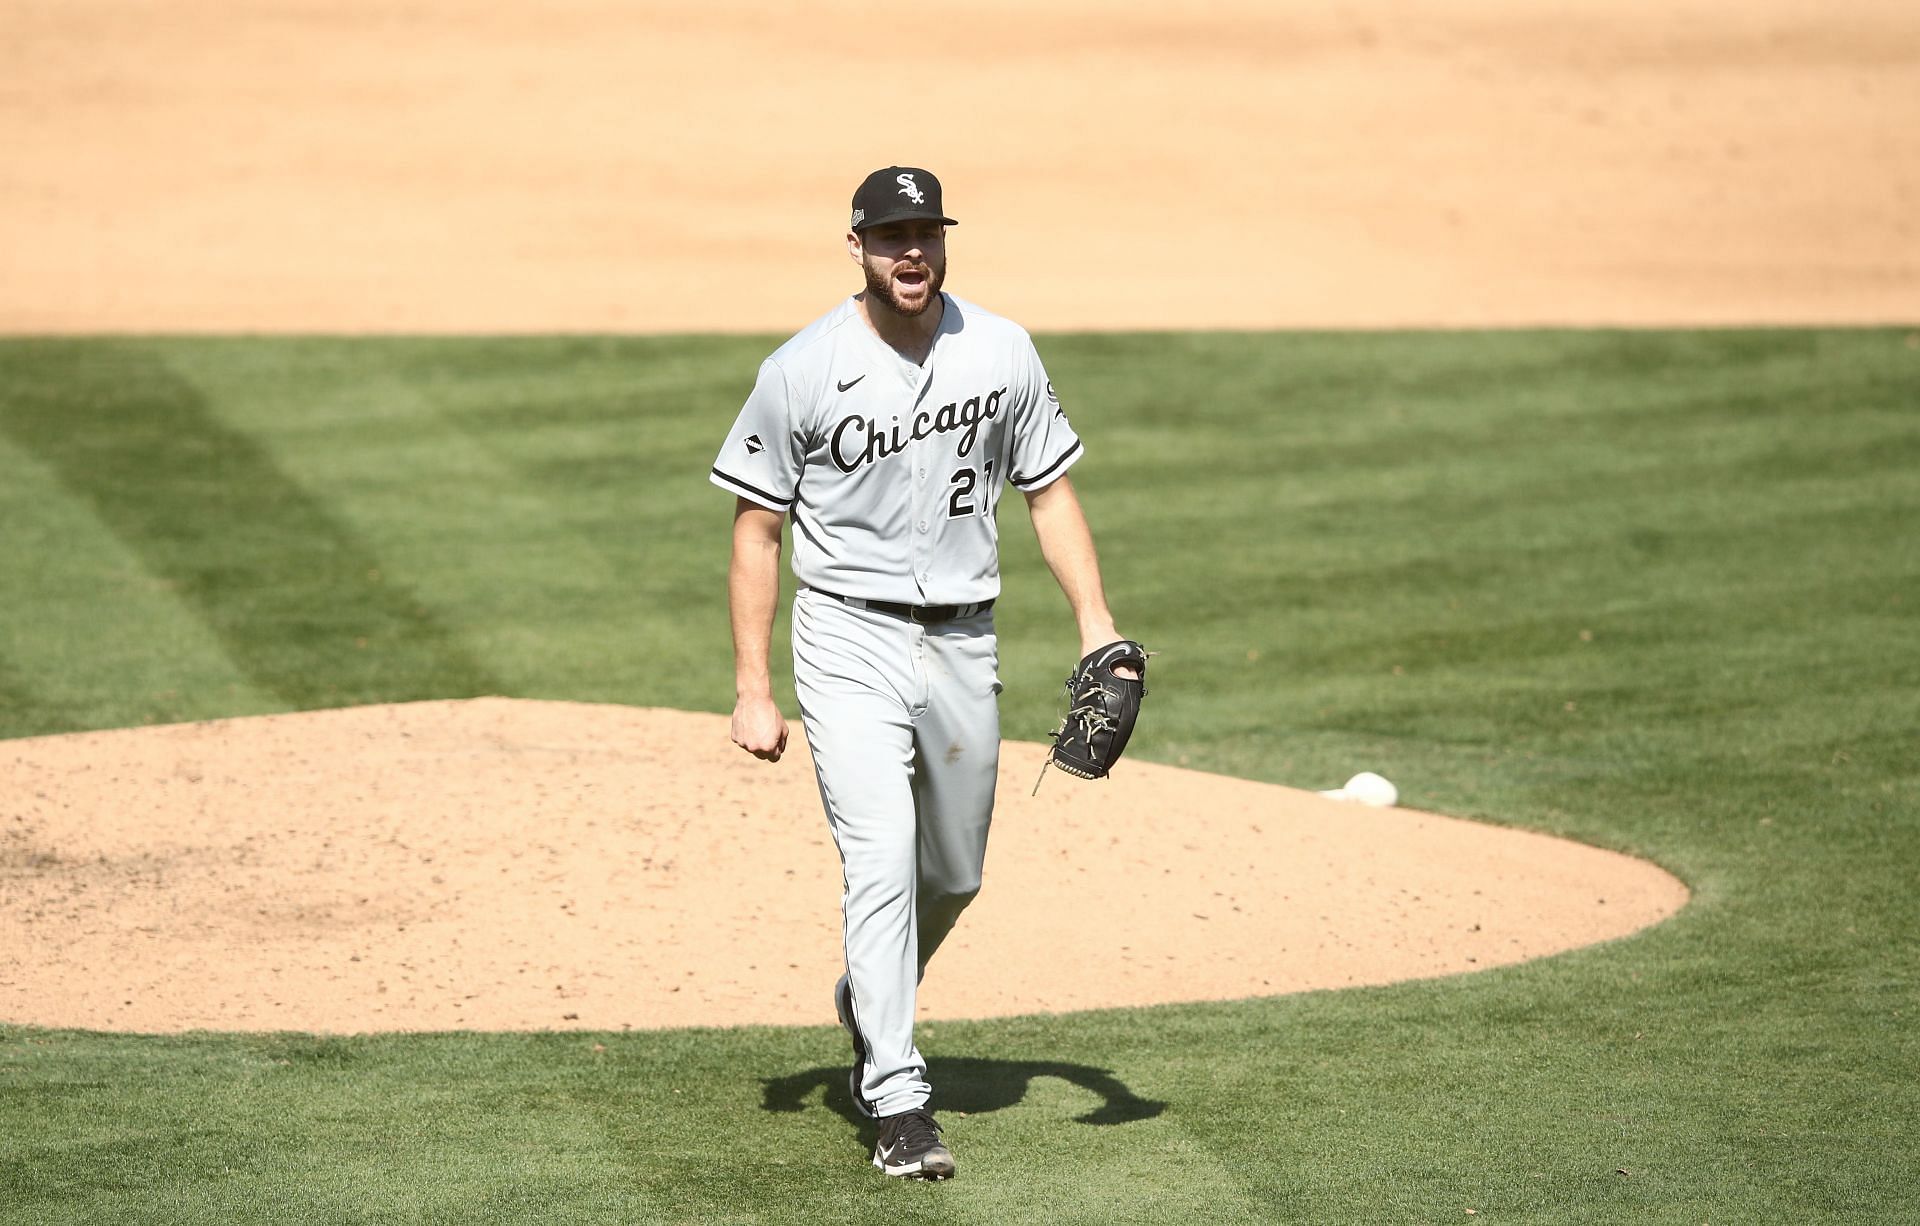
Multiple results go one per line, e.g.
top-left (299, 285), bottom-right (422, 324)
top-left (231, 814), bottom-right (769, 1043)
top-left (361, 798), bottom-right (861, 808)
top-left (1038, 639), bottom-right (1150, 787)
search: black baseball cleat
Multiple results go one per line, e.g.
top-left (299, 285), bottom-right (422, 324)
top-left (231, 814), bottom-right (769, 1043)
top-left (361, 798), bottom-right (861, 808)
top-left (834, 974), bottom-right (876, 1119)
top-left (872, 1108), bottom-right (956, 1180)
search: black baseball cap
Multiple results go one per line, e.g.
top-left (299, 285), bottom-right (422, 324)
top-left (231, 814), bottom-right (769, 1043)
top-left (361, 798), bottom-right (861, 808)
top-left (850, 166), bottom-right (957, 232)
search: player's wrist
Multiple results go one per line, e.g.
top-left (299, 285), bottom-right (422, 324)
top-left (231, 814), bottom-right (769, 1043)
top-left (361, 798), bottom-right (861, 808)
top-left (1076, 615), bottom-right (1121, 651)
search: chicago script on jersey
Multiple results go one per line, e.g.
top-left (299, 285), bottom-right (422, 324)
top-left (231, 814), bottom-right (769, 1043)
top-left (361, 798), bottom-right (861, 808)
top-left (828, 387), bottom-right (1007, 474)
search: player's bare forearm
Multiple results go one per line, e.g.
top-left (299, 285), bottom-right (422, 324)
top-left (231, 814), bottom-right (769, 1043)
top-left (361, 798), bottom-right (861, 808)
top-left (728, 500), bottom-right (790, 761)
top-left (1024, 476), bottom-right (1125, 655)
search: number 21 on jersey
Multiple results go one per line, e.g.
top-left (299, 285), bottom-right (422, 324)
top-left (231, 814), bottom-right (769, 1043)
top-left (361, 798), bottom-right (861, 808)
top-left (946, 460), bottom-right (995, 518)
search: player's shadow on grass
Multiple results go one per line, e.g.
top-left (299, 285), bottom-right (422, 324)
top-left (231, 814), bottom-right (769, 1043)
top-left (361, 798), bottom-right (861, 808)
top-left (762, 1057), bottom-right (1165, 1129)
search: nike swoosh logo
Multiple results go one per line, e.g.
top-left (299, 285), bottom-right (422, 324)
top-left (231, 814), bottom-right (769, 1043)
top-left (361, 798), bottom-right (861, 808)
top-left (837, 375), bottom-right (866, 392)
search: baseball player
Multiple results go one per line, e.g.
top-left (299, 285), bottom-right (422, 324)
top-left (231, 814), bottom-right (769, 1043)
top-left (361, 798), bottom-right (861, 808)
top-left (711, 166), bottom-right (1132, 1181)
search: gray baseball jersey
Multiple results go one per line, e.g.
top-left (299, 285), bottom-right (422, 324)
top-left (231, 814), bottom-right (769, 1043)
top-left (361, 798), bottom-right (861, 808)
top-left (709, 293), bottom-right (1083, 603)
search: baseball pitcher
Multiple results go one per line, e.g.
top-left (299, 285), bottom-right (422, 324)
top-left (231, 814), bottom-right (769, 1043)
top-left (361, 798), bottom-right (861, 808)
top-left (712, 166), bottom-right (1141, 1181)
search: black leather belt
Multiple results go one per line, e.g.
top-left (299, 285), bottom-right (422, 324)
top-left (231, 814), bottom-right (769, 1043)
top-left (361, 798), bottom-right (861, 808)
top-left (812, 589), bottom-right (994, 624)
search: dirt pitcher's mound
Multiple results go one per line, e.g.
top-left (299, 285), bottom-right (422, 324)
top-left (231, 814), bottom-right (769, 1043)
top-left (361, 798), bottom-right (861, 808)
top-left (0, 699), bottom-right (1686, 1034)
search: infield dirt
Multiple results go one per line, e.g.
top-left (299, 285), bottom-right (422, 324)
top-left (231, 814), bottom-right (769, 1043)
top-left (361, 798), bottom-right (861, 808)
top-left (2, 0), bottom-right (1915, 332)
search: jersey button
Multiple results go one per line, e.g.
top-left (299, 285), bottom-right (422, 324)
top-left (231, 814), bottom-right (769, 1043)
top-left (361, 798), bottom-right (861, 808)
top-left (918, 520), bottom-right (929, 533)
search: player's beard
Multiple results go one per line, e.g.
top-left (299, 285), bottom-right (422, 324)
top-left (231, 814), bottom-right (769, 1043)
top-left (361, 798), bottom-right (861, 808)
top-left (864, 254), bottom-right (946, 317)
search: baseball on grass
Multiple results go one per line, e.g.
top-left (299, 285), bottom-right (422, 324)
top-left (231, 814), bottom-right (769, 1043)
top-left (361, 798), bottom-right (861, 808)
top-left (1318, 771), bottom-right (1399, 807)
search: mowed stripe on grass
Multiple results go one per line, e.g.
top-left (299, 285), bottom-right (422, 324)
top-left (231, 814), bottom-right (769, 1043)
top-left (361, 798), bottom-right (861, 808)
top-left (1, 330), bottom-right (1916, 1223)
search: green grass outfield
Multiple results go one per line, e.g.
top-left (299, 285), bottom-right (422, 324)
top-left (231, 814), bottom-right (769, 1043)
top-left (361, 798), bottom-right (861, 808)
top-left (1, 330), bottom-right (1916, 1223)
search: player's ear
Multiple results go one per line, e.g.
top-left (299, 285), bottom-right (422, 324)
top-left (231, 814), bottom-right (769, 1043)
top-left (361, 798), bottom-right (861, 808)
top-left (846, 231), bottom-right (864, 264)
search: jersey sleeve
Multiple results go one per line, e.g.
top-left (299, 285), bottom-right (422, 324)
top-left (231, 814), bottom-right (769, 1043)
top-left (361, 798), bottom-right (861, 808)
top-left (710, 359), bottom-right (802, 513)
top-left (1005, 338), bottom-right (1084, 492)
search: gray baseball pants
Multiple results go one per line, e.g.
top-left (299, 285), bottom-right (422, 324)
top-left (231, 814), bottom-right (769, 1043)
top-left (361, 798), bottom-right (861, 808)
top-left (791, 587), bottom-right (1000, 1119)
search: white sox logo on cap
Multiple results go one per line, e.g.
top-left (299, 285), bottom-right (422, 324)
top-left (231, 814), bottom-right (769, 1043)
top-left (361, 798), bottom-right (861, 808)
top-left (896, 173), bottom-right (925, 204)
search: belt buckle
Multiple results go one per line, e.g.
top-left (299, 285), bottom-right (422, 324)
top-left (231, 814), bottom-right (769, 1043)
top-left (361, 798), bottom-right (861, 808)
top-left (910, 605), bottom-right (942, 624)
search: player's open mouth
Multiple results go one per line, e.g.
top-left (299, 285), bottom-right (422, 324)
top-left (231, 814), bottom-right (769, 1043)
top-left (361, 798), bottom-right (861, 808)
top-left (896, 268), bottom-right (928, 288)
